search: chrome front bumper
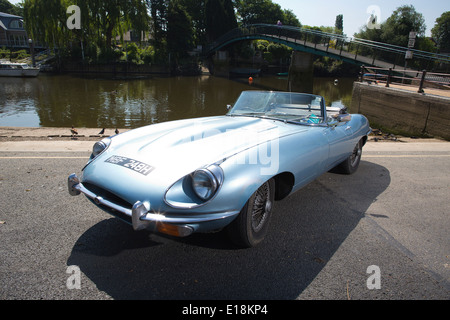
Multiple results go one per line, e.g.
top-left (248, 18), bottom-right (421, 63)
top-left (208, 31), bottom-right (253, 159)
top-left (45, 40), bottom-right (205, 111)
top-left (68, 174), bottom-right (239, 237)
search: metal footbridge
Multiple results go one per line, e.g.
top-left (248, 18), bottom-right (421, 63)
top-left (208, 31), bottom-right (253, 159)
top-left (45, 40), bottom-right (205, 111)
top-left (204, 24), bottom-right (450, 72)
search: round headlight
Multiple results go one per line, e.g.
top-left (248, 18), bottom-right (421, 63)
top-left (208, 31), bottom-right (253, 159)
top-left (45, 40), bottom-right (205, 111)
top-left (192, 169), bottom-right (218, 201)
top-left (92, 138), bottom-right (111, 158)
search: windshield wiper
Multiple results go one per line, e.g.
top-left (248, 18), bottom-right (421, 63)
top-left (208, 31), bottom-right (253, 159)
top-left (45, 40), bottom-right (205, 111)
top-left (228, 112), bottom-right (265, 117)
top-left (228, 114), bottom-right (313, 126)
top-left (256, 115), bottom-right (309, 126)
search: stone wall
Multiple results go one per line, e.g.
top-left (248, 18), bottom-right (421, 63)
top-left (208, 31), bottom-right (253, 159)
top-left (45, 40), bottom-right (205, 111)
top-left (351, 82), bottom-right (450, 140)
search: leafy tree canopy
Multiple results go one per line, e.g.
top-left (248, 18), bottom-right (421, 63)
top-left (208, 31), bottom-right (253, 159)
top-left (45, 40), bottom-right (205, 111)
top-left (356, 5), bottom-right (426, 48)
top-left (235, 0), bottom-right (300, 27)
top-left (0, 0), bottom-right (22, 16)
top-left (431, 11), bottom-right (450, 52)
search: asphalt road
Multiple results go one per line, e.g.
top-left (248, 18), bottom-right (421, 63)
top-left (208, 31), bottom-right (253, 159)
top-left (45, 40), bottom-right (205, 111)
top-left (0, 139), bottom-right (449, 302)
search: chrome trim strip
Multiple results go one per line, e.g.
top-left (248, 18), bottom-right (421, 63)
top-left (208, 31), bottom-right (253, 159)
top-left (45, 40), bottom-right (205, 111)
top-left (68, 174), bottom-right (239, 226)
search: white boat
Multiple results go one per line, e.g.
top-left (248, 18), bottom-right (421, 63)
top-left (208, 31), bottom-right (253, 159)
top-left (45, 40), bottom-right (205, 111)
top-left (0, 62), bottom-right (40, 77)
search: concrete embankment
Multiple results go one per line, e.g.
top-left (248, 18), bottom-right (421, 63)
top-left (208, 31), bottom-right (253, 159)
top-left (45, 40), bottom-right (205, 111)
top-left (0, 127), bottom-right (129, 152)
top-left (0, 127), bottom-right (129, 139)
top-left (351, 82), bottom-right (450, 141)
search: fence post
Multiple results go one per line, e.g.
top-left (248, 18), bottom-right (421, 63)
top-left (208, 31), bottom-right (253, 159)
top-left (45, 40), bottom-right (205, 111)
top-left (386, 68), bottom-right (392, 87)
top-left (418, 70), bottom-right (427, 93)
top-left (360, 66), bottom-right (365, 82)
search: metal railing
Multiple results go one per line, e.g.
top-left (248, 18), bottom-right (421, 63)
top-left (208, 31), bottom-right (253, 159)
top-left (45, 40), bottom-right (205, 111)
top-left (205, 24), bottom-right (450, 72)
top-left (359, 66), bottom-right (450, 94)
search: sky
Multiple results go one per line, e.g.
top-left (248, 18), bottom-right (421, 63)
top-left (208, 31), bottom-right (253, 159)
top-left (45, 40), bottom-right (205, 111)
top-left (272, 0), bottom-right (450, 37)
top-left (7, 0), bottom-right (450, 37)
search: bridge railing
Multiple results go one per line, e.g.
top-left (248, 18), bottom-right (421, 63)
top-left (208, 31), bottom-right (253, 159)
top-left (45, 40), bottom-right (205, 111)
top-left (205, 24), bottom-right (450, 73)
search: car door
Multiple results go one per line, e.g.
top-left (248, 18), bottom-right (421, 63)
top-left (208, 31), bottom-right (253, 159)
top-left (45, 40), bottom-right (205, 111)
top-left (323, 120), bottom-right (354, 169)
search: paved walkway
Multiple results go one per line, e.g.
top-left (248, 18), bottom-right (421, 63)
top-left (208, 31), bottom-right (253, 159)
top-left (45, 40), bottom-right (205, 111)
top-left (364, 82), bottom-right (450, 98)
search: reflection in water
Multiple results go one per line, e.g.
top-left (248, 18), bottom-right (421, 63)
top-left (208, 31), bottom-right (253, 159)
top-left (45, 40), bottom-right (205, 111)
top-left (0, 74), bottom-right (356, 128)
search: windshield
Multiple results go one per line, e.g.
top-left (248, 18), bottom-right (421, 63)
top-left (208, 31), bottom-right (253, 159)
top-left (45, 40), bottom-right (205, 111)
top-left (227, 91), bottom-right (325, 125)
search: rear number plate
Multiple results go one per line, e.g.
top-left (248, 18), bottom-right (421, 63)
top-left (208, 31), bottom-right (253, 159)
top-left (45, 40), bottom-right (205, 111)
top-left (105, 156), bottom-right (154, 176)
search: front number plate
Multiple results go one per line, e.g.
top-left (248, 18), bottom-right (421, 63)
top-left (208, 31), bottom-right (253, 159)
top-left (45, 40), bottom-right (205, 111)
top-left (105, 155), bottom-right (154, 176)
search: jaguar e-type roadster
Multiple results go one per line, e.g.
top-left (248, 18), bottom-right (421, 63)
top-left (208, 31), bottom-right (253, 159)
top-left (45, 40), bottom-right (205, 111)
top-left (68, 91), bottom-right (371, 247)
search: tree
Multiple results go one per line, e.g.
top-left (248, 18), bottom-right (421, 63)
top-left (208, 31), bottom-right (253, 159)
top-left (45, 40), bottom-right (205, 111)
top-left (335, 14), bottom-right (343, 34)
top-left (355, 5), bottom-right (426, 48)
top-left (23, 0), bottom-right (150, 52)
top-left (205, 0), bottom-right (237, 41)
top-left (0, 0), bottom-right (23, 15)
top-left (283, 9), bottom-right (301, 27)
top-left (23, 0), bottom-right (70, 48)
top-left (146, 0), bottom-right (168, 47)
top-left (179, 0), bottom-right (206, 46)
top-left (235, 0), bottom-right (284, 25)
top-left (431, 11), bottom-right (450, 52)
top-left (167, 0), bottom-right (194, 62)
top-left (381, 5), bottom-right (426, 47)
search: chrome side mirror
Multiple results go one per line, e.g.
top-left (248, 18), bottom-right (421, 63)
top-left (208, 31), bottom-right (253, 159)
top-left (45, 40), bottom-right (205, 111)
top-left (227, 104), bottom-right (232, 110)
top-left (337, 114), bottom-right (352, 122)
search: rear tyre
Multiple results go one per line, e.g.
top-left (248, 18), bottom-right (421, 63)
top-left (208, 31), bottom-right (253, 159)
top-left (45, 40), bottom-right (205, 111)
top-left (226, 179), bottom-right (275, 248)
top-left (335, 139), bottom-right (363, 175)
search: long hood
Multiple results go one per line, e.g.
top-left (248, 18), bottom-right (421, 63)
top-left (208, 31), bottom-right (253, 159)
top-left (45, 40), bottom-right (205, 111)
top-left (99, 116), bottom-right (303, 180)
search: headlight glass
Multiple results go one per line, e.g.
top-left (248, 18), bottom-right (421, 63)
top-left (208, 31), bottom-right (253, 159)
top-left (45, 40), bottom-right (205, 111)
top-left (192, 168), bottom-right (218, 201)
top-left (91, 138), bottom-right (111, 158)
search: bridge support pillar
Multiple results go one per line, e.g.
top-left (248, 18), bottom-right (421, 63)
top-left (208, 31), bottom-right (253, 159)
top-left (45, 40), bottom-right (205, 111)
top-left (287, 51), bottom-right (314, 93)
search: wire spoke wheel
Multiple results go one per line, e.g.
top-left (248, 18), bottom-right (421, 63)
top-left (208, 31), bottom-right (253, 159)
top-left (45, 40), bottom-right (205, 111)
top-left (226, 179), bottom-right (275, 247)
top-left (333, 139), bottom-right (363, 175)
top-left (251, 182), bottom-right (272, 233)
top-left (350, 142), bottom-right (362, 168)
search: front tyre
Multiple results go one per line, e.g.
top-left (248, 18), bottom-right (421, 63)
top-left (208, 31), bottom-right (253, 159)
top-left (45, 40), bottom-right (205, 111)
top-left (335, 139), bottom-right (363, 175)
top-left (226, 179), bottom-right (275, 248)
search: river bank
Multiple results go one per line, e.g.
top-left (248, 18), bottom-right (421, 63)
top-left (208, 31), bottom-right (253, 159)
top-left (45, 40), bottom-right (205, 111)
top-left (0, 126), bottom-right (446, 143)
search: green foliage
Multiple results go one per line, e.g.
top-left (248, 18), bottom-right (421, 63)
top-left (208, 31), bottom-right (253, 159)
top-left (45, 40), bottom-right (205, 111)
top-left (125, 42), bottom-right (142, 64)
top-left (167, 0), bottom-right (194, 61)
top-left (354, 4), bottom-right (439, 68)
top-left (335, 14), bottom-right (343, 34)
top-left (205, 0), bottom-right (237, 40)
top-left (431, 11), bottom-right (450, 52)
top-left (0, 0), bottom-right (23, 15)
top-left (22, 0), bottom-right (150, 53)
top-left (140, 46), bottom-right (155, 64)
top-left (252, 39), bottom-right (292, 63)
top-left (98, 47), bottom-right (122, 64)
top-left (381, 5), bottom-right (426, 47)
top-left (267, 42), bottom-right (292, 61)
top-left (235, 0), bottom-right (300, 26)
top-left (0, 47), bottom-right (30, 61)
top-left (356, 5), bottom-right (427, 47)
top-left (255, 40), bottom-right (269, 51)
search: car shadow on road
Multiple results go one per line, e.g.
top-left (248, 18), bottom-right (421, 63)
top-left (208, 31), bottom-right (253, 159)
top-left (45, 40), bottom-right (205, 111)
top-left (67, 160), bottom-right (390, 299)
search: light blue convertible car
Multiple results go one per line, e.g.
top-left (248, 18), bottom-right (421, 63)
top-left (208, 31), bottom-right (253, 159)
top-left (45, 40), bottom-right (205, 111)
top-left (68, 91), bottom-right (371, 247)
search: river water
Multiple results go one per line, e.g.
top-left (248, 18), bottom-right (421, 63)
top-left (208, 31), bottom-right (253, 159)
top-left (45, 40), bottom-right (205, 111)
top-left (0, 74), bottom-right (355, 128)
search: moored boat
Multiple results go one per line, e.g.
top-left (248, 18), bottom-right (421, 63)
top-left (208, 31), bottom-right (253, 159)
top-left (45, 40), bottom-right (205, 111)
top-left (0, 61), bottom-right (40, 77)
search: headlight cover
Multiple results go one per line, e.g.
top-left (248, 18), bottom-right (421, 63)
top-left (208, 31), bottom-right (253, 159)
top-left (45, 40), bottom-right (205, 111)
top-left (164, 165), bottom-right (224, 208)
top-left (91, 137), bottom-right (111, 159)
top-left (192, 165), bottom-right (224, 201)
